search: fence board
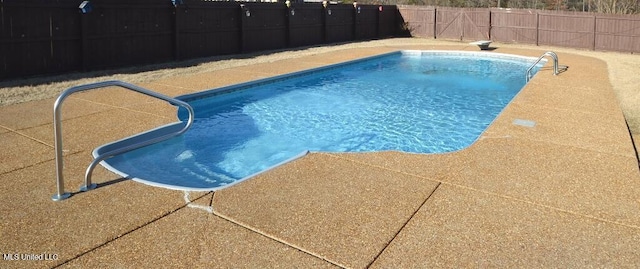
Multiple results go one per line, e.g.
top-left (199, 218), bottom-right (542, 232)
top-left (378, 5), bottom-right (399, 38)
top-left (50, 6), bottom-right (82, 74)
top-left (436, 8), bottom-right (463, 40)
top-left (490, 9), bottom-right (537, 44)
top-left (538, 13), bottom-right (595, 49)
top-left (595, 15), bottom-right (640, 52)
top-left (397, 6), bottom-right (436, 38)
top-left (83, 1), bottom-right (174, 70)
top-left (241, 3), bottom-right (287, 53)
top-left (288, 4), bottom-right (324, 47)
top-left (1, 1), bottom-right (80, 78)
top-left (355, 5), bottom-right (378, 40)
top-left (462, 8), bottom-right (490, 40)
top-left (434, 8), bottom-right (490, 41)
top-left (1, 4), bottom-right (52, 77)
top-left (177, 1), bottom-right (240, 60)
top-left (325, 5), bottom-right (355, 43)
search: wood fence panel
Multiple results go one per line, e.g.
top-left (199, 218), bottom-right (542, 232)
top-left (325, 5), bottom-right (354, 43)
top-left (538, 12), bottom-right (595, 49)
top-left (241, 3), bottom-right (287, 53)
top-left (595, 15), bottom-right (640, 52)
top-left (397, 6), bottom-right (435, 38)
top-left (462, 8), bottom-right (490, 41)
top-left (1, 1), bottom-right (405, 80)
top-left (378, 5), bottom-right (399, 38)
top-left (355, 5), bottom-right (378, 40)
top-left (50, 6), bottom-right (82, 74)
top-left (9, 4), bottom-right (640, 80)
top-left (1, 3), bottom-right (52, 78)
top-left (0, 0), bottom-right (80, 79)
top-left (490, 9), bottom-right (537, 44)
top-left (83, 1), bottom-right (174, 70)
top-left (288, 4), bottom-right (324, 47)
top-left (177, 1), bottom-right (240, 60)
top-left (436, 7), bottom-right (463, 40)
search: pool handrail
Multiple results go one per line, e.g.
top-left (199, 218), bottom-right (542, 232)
top-left (52, 80), bottom-right (195, 201)
top-left (526, 51), bottom-right (559, 82)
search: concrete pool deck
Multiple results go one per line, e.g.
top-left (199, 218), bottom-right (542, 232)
top-left (1, 40), bottom-right (640, 268)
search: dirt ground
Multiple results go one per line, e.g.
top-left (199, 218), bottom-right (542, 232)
top-left (2, 37), bottom-right (639, 148)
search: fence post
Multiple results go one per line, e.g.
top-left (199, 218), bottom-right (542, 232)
top-left (173, 5), bottom-right (180, 61)
top-left (239, 4), bottom-right (247, 53)
top-left (433, 8), bottom-right (437, 39)
top-left (460, 10), bottom-right (464, 41)
top-left (80, 11), bottom-right (89, 71)
top-left (535, 12), bottom-right (539, 46)
top-left (353, 3), bottom-right (358, 41)
top-left (376, 5), bottom-right (381, 39)
top-left (286, 2), bottom-right (292, 48)
top-left (488, 9), bottom-right (492, 40)
top-left (592, 15), bottom-right (597, 51)
top-left (322, 3), bottom-right (327, 43)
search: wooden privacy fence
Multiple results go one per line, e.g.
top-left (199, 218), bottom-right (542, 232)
top-left (0, 0), bottom-right (401, 80)
top-left (5, 2), bottom-right (638, 81)
top-left (398, 6), bottom-right (640, 53)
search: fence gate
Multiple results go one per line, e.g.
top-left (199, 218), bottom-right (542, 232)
top-left (436, 8), bottom-right (489, 41)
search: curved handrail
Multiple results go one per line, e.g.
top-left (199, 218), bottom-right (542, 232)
top-left (526, 51), bottom-right (559, 82)
top-left (52, 80), bottom-right (195, 201)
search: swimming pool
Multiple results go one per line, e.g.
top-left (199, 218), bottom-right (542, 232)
top-left (96, 50), bottom-right (544, 191)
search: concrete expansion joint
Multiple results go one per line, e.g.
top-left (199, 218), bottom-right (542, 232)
top-left (2, 157), bottom-right (57, 176)
top-left (182, 190), bottom-right (348, 267)
top-left (526, 136), bottom-right (637, 159)
top-left (0, 124), bottom-right (13, 132)
top-left (70, 96), bottom-right (120, 107)
top-left (148, 82), bottom-right (196, 91)
top-left (183, 191), bottom-right (214, 213)
top-left (4, 127), bottom-right (55, 148)
top-left (55, 201), bottom-right (192, 268)
top-left (479, 135), bottom-right (514, 140)
top-left (518, 101), bottom-right (611, 117)
top-left (59, 97), bottom-right (116, 119)
top-left (314, 154), bottom-right (640, 231)
top-left (321, 152), bottom-right (440, 183)
top-left (368, 182), bottom-right (443, 268)
top-left (71, 96), bottom-right (174, 120)
top-left (438, 180), bottom-right (640, 231)
top-left (198, 194), bottom-right (348, 268)
top-left (319, 153), bottom-right (640, 230)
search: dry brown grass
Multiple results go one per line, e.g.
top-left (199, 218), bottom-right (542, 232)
top-left (2, 38), bottom-right (639, 146)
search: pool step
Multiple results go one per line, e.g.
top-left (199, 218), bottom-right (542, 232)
top-left (52, 80), bottom-right (194, 201)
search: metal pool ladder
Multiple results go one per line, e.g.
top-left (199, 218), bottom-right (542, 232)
top-left (526, 51), bottom-right (560, 82)
top-left (52, 80), bottom-right (195, 201)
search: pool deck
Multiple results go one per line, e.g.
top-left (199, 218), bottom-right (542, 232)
top-left (2, 41), bottom-right (640, 268)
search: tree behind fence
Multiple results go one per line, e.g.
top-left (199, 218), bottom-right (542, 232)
top-left (0, 0), bottom-right (401, 80)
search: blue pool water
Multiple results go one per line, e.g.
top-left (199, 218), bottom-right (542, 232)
top-left (99, 51), bottom-right (543, 190)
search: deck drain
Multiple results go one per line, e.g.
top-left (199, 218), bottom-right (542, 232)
top-left (513, 119), bottom-right (536, 128)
